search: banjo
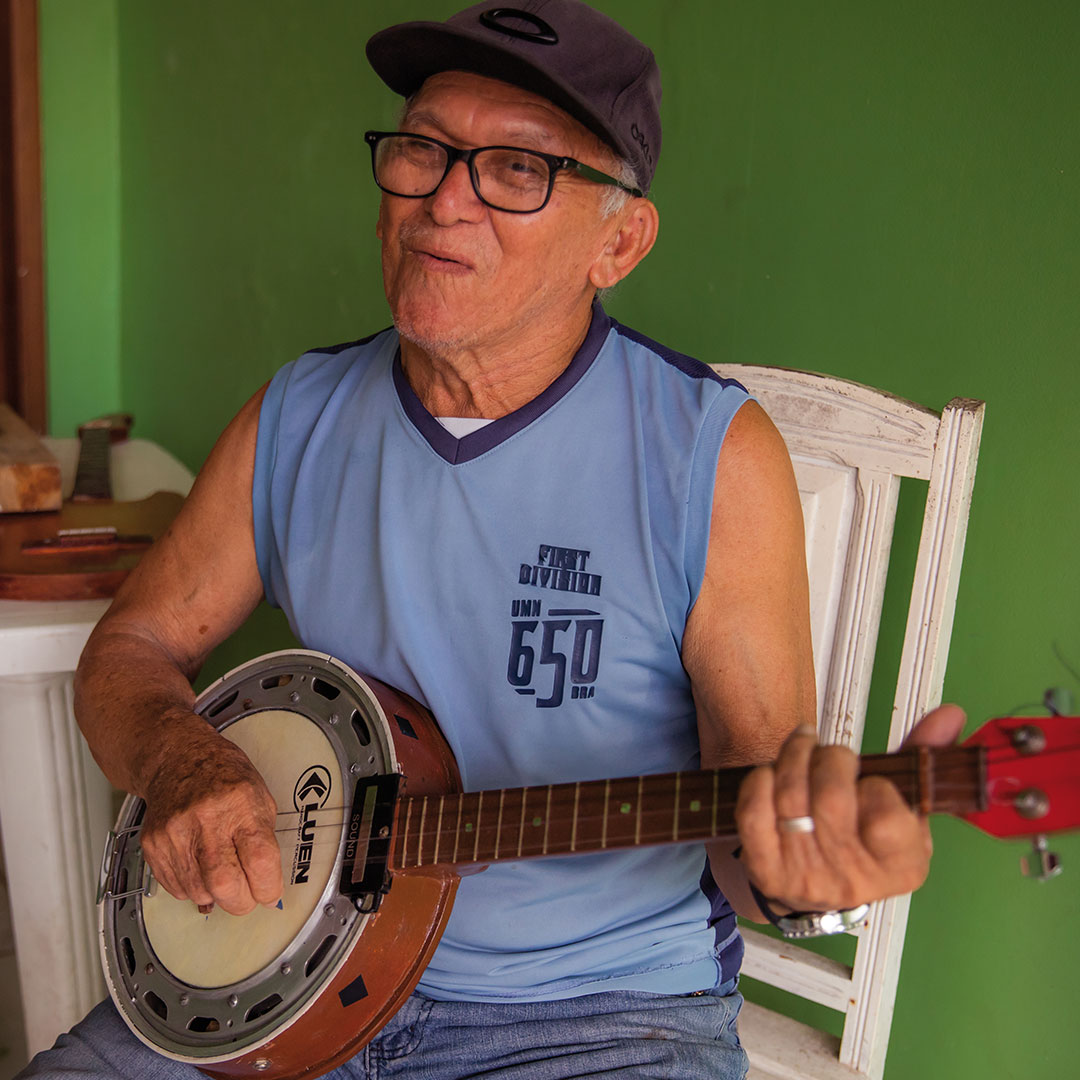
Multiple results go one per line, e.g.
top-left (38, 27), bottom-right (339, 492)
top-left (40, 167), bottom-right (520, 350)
top-left (98, 650), bottom-right (1080, 1080)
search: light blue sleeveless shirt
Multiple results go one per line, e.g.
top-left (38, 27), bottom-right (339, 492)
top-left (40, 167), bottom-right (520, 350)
top-left (253, 305), bottom-right (749, 1001)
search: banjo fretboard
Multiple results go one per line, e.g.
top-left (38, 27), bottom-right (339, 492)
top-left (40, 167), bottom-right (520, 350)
top-left (391, 746), bottom-right (985, 870)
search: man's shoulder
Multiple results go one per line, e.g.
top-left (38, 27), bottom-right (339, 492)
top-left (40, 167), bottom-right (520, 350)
top-left (301, 325), bottom-right (395, 360)
top-left (606, 318), bottom-right (747, 393)
top-left (274, 325), bottom-right (397, 389)
top-left (261, 326), bottom-right (397, 425)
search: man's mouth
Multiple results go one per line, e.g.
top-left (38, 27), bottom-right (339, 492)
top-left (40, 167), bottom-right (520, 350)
top-left (411, 245), bottom-right (474, 273)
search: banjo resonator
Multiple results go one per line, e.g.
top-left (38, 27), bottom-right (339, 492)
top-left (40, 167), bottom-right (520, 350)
top-left (98, 651), bottom-right (460, 1078)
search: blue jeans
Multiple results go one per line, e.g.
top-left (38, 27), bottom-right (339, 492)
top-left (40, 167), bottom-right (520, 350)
top-left (19, 984), bottom-right (747, 1080)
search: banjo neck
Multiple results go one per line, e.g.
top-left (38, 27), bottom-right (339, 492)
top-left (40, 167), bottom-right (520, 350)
top-left (391, 746), bottom-right (987, 871)
top-left (100, 653), bottom-right (1080, 1080)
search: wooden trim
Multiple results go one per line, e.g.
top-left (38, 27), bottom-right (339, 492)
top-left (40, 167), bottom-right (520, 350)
top-left (0, 0), bottom-right (47, 433)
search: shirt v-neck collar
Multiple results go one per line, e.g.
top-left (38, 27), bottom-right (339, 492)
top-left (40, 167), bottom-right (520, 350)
top-left (392, 301), bottom-right (612, 465)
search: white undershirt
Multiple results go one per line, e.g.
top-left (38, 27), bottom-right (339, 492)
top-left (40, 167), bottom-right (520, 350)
top-left (435, 417), bottom-right (494, 438)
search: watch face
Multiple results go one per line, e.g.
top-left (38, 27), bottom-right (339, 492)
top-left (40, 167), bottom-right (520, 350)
top-left (779, 903), bottom-right (870, 939)
top-left (818, 911), bottom-right (845, 935)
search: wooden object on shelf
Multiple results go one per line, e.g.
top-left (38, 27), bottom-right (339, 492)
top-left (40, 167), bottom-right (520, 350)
top-left (0, 414), bottom-right (185, 600)
top-left (0, 401), bottom-right (61, 513)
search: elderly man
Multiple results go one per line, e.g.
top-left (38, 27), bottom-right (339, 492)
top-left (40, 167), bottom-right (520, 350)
top-left (21, 3), bottom-right (962, 1079)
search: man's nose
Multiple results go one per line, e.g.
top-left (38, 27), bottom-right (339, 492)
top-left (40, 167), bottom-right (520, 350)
top-left (426, 159), bottom-right (484, 222)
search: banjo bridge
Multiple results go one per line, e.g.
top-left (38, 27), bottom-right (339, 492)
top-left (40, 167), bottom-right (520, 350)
top-left (339, 773), bottom-right (400, 912)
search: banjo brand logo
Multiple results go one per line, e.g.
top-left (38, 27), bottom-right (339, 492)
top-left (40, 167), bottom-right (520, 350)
top-left (291, 765), bottom-right (333, 885)
top-left (294, 766), bottom-right (332, 812)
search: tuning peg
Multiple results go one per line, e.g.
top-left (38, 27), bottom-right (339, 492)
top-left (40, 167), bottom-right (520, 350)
top-left (1021, 835), bottom-right (1062, 882)
top-left (1010, 724), bottom-right (1047, 754)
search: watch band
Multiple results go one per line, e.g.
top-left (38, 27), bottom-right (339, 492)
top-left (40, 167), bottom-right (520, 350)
top-left (748, 880), bottom-right (870, 939)
top-left (774, 904), bottom-right (871, 939)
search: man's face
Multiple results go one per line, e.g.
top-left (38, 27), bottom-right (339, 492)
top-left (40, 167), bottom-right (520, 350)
top-left (377, 71), bottom-right (621, 356)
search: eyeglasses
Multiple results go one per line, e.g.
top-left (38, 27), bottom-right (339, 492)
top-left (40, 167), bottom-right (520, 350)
top-left (364, 130), bottom-right (642, 214)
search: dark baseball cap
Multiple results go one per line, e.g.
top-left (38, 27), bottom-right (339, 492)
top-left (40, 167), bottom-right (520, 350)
top-left (366, 1), bottom-right (662, 193)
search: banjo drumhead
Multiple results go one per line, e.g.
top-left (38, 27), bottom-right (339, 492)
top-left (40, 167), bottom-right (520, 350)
top-left (99, 651), bottom-right (400, 1062)
top-left (142, 708), bottom-right (343, 988)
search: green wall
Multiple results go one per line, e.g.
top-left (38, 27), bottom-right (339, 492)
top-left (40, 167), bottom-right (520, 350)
top-left (38, 2), bottom-right (1080, 1077)
top-left (38, 0), bottom-right (121, 434)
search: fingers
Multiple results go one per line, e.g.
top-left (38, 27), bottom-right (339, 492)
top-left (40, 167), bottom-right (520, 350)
top-left (235, 825), bottom-right (285, 907)
top-left (142, 817), bottom-right (256, 915)
top-left (903, 703), bottom-right (966, 748)
top-left (771, 725), bottom-right (818, 822)
top-left (856, 776), bottom-right (932, 894)
top-left (140, 783), bottom-right (282, 917)
top-left (737, 719), bottom-right (939, 912)
top-left (737, 725), bottom-right (833, 908)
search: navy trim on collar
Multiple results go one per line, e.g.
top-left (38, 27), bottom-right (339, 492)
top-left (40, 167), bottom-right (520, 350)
top-left (393, 302), bottom-right (613, 465)
top-left (307, 328), bottom-right (389, 355)
top-left (611, 319), bottom-right (748, 392)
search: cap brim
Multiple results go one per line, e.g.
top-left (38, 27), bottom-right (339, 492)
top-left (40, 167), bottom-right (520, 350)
top-left (366, 22), bottom-right (629, 164)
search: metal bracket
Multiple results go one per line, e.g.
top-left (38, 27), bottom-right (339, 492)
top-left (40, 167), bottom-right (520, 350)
top-left (97, 825), bottom-right (153, 903)
top-left (1021, 834), bottom-right (1063, 883)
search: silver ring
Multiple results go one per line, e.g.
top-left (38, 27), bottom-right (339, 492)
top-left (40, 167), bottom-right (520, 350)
top-left (778, 815), bottom-right (816, 834)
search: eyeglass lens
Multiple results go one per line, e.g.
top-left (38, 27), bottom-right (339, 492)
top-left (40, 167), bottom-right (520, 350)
top-left (373, 135), bottom-right (553, 213)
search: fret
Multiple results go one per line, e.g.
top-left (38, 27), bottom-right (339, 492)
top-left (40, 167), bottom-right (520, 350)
top-left (639, 772), bottom-right (682, 847)
top-left (391, 805), bottom-right (406, 870)
top-left (542, 783), bottom-right (577, 856)
top-left (452, 792), bottom-right (462, 864)
top-left (433, 795), bottom-right (445, 865)
top-left (418, 797), bottom-right (428, 866)
top-left (635, 776), bottom-right (643, 845)
top-left (517, 786), bottom-right (528, 858)
top-left (672, 773), bottom-right (681, 842)
top-left (402, 797), bottom-right (414, 869)
top-left (520, 789), bottom-right (550, 858)
top-left (494, 789), bottom-right (506, 860)
top-left (453, 791), bottom-right (485, 865)
top-left (543, 785), bottom-right (552, 855)
top-left (496, 787), bottom-right (525, 862)
top-left (571, 778), bottom-right (608, 853)
top-left (637, 773), bottom-right (660, 847)
top-left (473, 790), bottom-right (484, 862)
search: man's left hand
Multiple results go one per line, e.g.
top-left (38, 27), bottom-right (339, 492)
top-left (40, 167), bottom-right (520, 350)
top-left (735, 704), bottom-right (967, 915)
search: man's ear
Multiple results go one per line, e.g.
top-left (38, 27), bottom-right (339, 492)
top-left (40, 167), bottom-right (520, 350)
top-left (588, 199), bottom-right (660, 290)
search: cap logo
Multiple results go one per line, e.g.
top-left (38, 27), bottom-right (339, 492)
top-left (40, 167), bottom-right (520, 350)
top-left (631, 122), bottom-right (653, 167)
top-left (479, 8), bottom-right (559, 45)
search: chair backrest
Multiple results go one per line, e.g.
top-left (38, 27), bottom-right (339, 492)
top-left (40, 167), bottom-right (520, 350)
top-left (712, 365), bottom-right (984, 1080)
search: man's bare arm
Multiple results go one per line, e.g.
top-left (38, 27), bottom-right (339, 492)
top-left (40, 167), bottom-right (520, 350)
top-left (682, 400), bottom-right (962, 921)
top-left (681, 400), bottom-right (815, 919)
top-left (75, 387), bottom-right (281, 916)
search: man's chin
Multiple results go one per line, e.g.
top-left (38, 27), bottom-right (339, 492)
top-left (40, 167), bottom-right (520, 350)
top-left (394, 313), bottom-right (473, 358)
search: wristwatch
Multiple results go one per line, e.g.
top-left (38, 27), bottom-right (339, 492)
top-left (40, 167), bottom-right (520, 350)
top-left (748, 880), bottom-right (871, 939)
top-left (773, 904), bottom-right (871, 939)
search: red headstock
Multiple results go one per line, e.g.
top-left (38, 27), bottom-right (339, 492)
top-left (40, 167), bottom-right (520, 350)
top-left (959, 715), bottom-right (1080, 841)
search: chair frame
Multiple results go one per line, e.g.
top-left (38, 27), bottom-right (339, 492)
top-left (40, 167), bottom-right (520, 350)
top-left (712, 365), bottom-right (984, 1079)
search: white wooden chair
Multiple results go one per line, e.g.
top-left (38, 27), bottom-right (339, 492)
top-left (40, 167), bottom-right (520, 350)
top-left (711, 365), bottom-right (984, 1080)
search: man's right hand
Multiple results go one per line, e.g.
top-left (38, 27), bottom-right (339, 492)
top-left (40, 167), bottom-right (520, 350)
top-left (139, 724), bottom-right (283, 916)
top-left (73, 386), bottom-right (278, 917)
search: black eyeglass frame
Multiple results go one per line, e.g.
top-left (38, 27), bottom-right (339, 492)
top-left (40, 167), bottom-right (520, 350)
top-left (363, 130), bottom-right (643, 214)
